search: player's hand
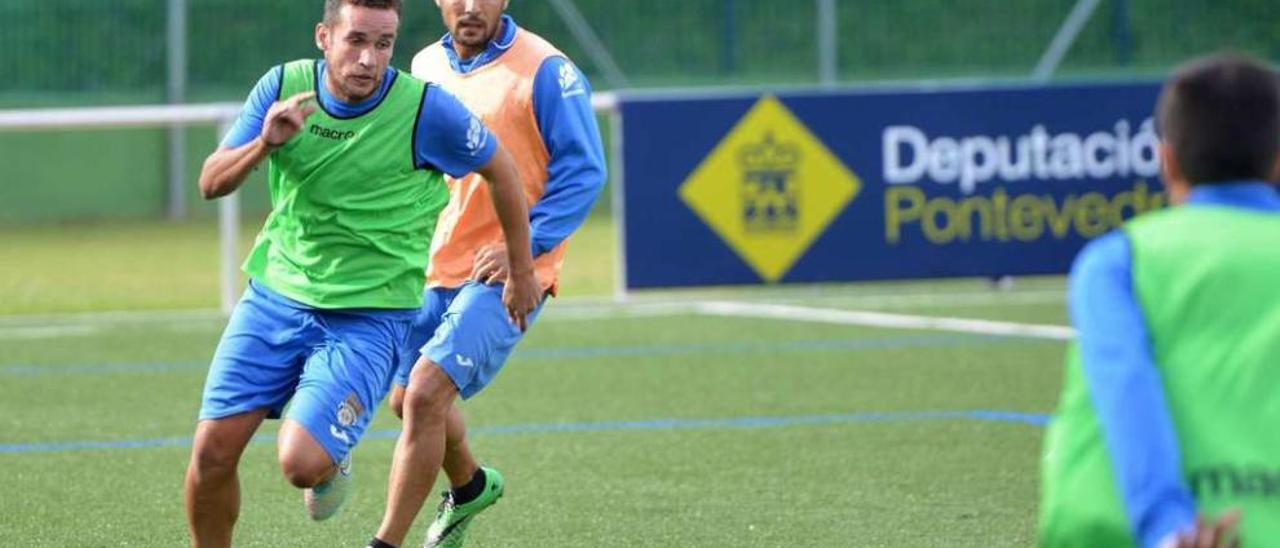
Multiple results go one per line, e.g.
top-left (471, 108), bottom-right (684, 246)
top-left (501, 263), bottom-right (540, 333)
top-left (1166, 510), bottom-right (1241, 548)
top-left (261, 91), bottom-right (317, 148)
top-left (470, 244), bottom-right (510, 286)
top-left (475, 243), bottom-right (540, 330)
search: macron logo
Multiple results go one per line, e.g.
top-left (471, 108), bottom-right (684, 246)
top-left (310, 124), bottom-right (356, 141)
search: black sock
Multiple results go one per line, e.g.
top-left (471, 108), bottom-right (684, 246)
top-left (368, 538), bottom-right (397, 548)
top-left (451, 468), bottom-right (487, 505)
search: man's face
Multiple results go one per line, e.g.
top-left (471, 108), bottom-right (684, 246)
top-left (317, 4), bottom-right (399, 102)
top-left (435, 0), bottom-right (508, 51)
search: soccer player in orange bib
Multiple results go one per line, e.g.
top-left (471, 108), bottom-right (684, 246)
top-left (367, 1), bottom-right (606, 547)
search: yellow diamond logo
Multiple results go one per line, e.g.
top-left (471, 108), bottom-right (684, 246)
top-left (679, 96), bottom-right (861, 282)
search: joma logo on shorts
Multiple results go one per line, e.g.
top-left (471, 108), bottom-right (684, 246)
top-left (310, 124), bottom-right (357, 141)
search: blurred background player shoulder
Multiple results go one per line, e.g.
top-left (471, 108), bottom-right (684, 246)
top-left (1038, 52), bottom-right (1280, 548)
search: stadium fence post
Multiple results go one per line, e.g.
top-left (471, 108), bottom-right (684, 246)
top-left (817, 0), bottom-right (838, 86)
top-left (720, 0), bottom-right (738, 75)
top-left (166, 0), bottom-right (189, 220)
top-left (608, 101), bottom-right (629, 303)
top-left (1111, 0), bottom-right (1133, 66)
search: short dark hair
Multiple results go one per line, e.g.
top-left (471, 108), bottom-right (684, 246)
top-left (1157, 53), bottom-right (1280, 184)
top-left (323, 0), bottom-right (402, 25)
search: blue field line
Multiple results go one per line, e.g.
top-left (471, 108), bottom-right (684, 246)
top-left (0, 410), bottom-right (1049, 455)
top-left (0, 333), bottom-right (1054, 376)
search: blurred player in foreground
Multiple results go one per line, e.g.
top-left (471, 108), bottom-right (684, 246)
top-left (1040, 53), bottom-right (1280, 547)
top-left (184, 0), bottom-right (539, 545)
top-left (366, 1), bottom-right (605, 547)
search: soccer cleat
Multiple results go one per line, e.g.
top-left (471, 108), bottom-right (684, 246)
top-left (424, 466), bottom-right (505, 548)
top-left (304, 453), bottom-right (352, 521)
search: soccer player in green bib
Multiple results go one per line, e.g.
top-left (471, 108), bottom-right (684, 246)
top-left (183, 1), bottom-right (541, 546)
top-left (1039, 53), bottom-right (1280, 547)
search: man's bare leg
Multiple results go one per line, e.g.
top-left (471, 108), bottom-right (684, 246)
top-left (376, 359), bottom-right (458, 546)
top-left (185, 410), bottom-right (268, 548)
top-left (442, 405), bottom-right (479, 487)
top-left (390, 381), bottom-right (479, 488)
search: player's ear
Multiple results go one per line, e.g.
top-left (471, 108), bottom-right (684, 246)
top-left (1268, 152), bottom-right (1280, 183)
top-left (315, 22), bottom-right (329, 52)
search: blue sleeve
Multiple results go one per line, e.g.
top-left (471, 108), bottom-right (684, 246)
top-left (414, 85), bottom-right (498, 178)
top-left (220, 66), bottom-right (282, 149)
top-left (1070, 232), bottom-right (1196, 548)
top-left (528, 57), bottom-right (607, 256)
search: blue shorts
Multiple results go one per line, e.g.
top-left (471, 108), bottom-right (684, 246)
top-left (393, 281), bottom-right (545, 399)
top-left (199, 280), bottom-right (415, 464)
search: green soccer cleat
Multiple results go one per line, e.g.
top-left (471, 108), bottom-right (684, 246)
top-left (424, 466), bottom-right (505, 548)
top-left (304, 453), bottom-right (352, 521)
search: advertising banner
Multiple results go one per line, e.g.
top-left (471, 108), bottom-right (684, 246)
top-left (619, 82), bottom-right (1165, 289)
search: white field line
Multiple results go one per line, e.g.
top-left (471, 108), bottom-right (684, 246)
top-left (0, 309), bottom-right (223, 340)
top-left (0, 308), bottom-right (223, 328)
top-left (695, 301), bottom-right (1075, 341)
top-left (768, 289), bottom-right (1063, 310)
top-left (542, 302), bottom-right (702, 320)
top-left (0, 325), bottom-right (100, 340)
top-left (0, 289), bottom-right (1070, 340)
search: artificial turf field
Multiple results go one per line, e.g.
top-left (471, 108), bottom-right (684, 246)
top-left (0, 216), bottom-right (1069, 546)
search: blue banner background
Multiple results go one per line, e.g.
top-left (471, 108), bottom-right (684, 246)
top-left (619, 82), bottom-right (1164, 289)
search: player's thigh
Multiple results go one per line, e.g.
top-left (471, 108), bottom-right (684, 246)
top-left (421, 281), bottom-right (546, 400)
top-left (200, 282), bottom-right (313, 422)
top-left (286, 312), bottom-right (412, 464)
top-left (392, 287), bottom-right (456, 389)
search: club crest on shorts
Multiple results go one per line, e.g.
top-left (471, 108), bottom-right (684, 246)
top-left (336, 393), bottom-right (364, 427)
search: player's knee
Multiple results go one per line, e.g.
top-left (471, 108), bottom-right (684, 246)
top-left (277, 448), bottom-right (333, 489)
top-left (189, 427), bottom-right (249, 478)
top-left (389, 386), bottom-right (406, 420)
top-left (190, 441), bottom-right (241, 479)
top-left (276, 424), bottom-right (335, 488)
top-left (403, 365), bottom-right (454, 420)
top-left (403, 383), bottom-right (450, 419)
